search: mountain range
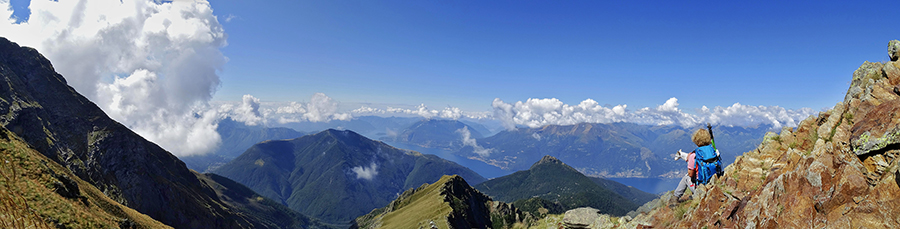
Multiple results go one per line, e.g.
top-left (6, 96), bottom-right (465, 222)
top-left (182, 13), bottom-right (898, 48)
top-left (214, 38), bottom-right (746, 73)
top-left (0, 37), bottom-right (326, 228)
top-left (458, 122), bottom-right (770, 178)
top-left (213, 129), bottom-right (487, 226)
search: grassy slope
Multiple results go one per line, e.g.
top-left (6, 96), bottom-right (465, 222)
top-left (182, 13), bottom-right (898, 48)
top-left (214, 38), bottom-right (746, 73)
top-left (378, 176), bottom-right (453, 229)
top-left (0, 128), bottom-right (169, 228)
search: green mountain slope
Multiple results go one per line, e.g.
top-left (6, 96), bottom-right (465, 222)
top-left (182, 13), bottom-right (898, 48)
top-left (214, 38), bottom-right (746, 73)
top-left (474, 156), bottom-right (639, 216)
top-left (0, 37), bottom-right (319, 228)
top-left (181, 118), bottom-right (306, 172)
top-left (214, 129), bottom-right (487, 225)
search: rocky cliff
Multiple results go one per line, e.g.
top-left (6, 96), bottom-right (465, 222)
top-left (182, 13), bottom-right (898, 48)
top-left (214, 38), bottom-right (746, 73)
top-left (568, 40), bottom-right (900, 228)
top-left (0, 37), bottom-right (320, 228)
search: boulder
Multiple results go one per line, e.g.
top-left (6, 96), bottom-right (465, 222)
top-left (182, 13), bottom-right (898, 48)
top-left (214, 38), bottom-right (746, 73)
top-left (562, 207), bottom-right (612, 229)
top-left (889, 40), bottom-right (900, 61)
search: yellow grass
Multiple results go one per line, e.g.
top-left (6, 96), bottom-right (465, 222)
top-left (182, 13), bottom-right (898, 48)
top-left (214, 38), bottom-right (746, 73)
top-left (378, 175), bottom-right (455, 229)
top-left (0, 129), bottom-right (170, 228)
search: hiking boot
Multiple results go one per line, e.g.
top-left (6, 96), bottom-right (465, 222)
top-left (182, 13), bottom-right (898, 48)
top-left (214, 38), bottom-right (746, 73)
top-left (667, 196), bottom-right (679, 207)
top-left (677, 195), bottom-right (693, 203)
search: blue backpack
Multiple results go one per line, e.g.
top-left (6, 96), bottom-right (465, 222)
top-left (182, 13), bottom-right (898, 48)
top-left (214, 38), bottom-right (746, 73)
top-left (694, 145), bottom-right (723, 185)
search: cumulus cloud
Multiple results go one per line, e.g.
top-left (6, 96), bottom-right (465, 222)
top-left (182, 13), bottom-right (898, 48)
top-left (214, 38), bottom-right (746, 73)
top-left (457, 127), bottom-right (492, 157)
top-left (1, 0), bottom-right (227, 156)
top-left (492, 97), bottom-right (817, 130)
top-left (216, 93), bottom-right (352, 125)
top-left (218, 94), bottom-right (264, 126)
top-left (270, 93), bottom-right (352, 124)
top-left (351, 162), bottom-right (378, 180)
top-left (352, 104), bottom-right (490, 120)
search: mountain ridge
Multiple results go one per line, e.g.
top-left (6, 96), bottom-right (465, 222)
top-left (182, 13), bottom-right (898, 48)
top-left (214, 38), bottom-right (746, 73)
top-left (214, 128), bottom-right (487, 225)
top-left (0, 36), bottom-right (322, 228)
top-left (475, 155), bottom-right (641, 217)
top-left (352, 175), bottom-right (531, 229)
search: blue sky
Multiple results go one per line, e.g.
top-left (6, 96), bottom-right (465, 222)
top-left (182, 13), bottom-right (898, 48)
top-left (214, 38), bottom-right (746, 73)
top-left (2, 0), bottom-right (899, 155)
top-left (209, 0), bottom-right (896, 111)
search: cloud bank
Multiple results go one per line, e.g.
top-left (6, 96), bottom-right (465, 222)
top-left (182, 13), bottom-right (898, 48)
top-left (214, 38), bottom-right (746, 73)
top-left (1, 0), bottom-right (226, 156)
top-left (352, 104), bottom-right (490, 120)
top-left (216, 93), bottom-right (352, 126)
top-left (492, 97), bottom-right (818, 130)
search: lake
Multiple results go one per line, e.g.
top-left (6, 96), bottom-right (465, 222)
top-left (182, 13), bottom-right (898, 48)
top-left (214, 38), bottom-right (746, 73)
top-left (384, 142), bottom-right (513, 179)
top-left (608, 177), bottom-right (681, 195)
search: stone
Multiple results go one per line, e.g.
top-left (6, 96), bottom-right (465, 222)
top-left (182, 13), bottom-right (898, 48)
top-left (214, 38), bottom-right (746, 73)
top-left (562, 207), bottom-right (607, 229)
top-left (890, 40), bottom-right (900, 61)
top-left (885, 61), bottom-right (900, 85)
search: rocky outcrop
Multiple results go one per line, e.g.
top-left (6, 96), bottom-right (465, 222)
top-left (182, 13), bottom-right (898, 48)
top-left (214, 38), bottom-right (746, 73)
top-left (622, 40), bottom-right (900, 228)
top-left (541, 40), bottom-right (900, 229)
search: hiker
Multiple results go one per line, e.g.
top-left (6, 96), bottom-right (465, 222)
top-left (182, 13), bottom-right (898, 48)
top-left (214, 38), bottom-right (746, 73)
top-left (672, 128), bottom-right (713, 202)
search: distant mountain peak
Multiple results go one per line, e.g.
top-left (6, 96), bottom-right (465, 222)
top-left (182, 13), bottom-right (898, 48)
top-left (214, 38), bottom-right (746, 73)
top-left (531, 155), bottom-right (563, 169)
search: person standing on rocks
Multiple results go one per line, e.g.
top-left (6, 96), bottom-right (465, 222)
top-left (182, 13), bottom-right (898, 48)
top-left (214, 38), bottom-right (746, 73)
top-left (672, 129), bottom-right (712, 203)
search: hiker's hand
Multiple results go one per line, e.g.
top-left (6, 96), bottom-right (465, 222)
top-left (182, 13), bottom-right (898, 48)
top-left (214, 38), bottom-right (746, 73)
top-left (673, 149), bottom-right (688, 161)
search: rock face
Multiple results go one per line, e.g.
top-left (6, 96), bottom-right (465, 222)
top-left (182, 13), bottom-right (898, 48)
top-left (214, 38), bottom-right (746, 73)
top-left (623, 40), bottom-right (900, 228)
top-left (352, 175), bottom-right (532, 229)
top-left (0, 37), bottom-right (318, 228)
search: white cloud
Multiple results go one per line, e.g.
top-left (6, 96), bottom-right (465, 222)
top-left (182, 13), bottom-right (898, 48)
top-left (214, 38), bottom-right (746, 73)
top-left (304, 93), bottom-right (341, 122)
top-left (492, 97), bottom-right (817, 130)
top-left (1, 0), bottom-right (227, 156)
top-left (351, 162), bottom-right (378, 180)
top-left (352, 104), bottom-right (490, 120)
top-left (218, 94), bottom-right (264, 126)
top-left (457, 127), bottom-right (492, 157)
top-left (216, 93), bottom-right (352, 125)
top-left (271, 93), bottom-right (352, 124)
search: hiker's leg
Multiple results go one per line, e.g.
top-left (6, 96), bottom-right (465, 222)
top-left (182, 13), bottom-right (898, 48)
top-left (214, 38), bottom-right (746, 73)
top-left (674, 175), bottom-right (691, 198)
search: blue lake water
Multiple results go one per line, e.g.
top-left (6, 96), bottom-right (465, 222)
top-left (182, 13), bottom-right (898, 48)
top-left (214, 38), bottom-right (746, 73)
top-left (608, 177), bottom-right (681, 195)
top-left (384, 141), bottom-right (680, 194)
top-left (384, 142), bottom-right (512, 179)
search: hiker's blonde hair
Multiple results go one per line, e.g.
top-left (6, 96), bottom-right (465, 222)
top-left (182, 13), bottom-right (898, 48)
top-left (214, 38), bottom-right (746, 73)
top-left (692, 129), bottom-right (712, 147)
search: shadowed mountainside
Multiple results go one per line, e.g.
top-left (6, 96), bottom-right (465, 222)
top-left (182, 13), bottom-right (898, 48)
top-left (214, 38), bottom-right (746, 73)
top-left (214, 129), bottom-right (487, 225)
top-left (0, 37), bottom-right (324, 228)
